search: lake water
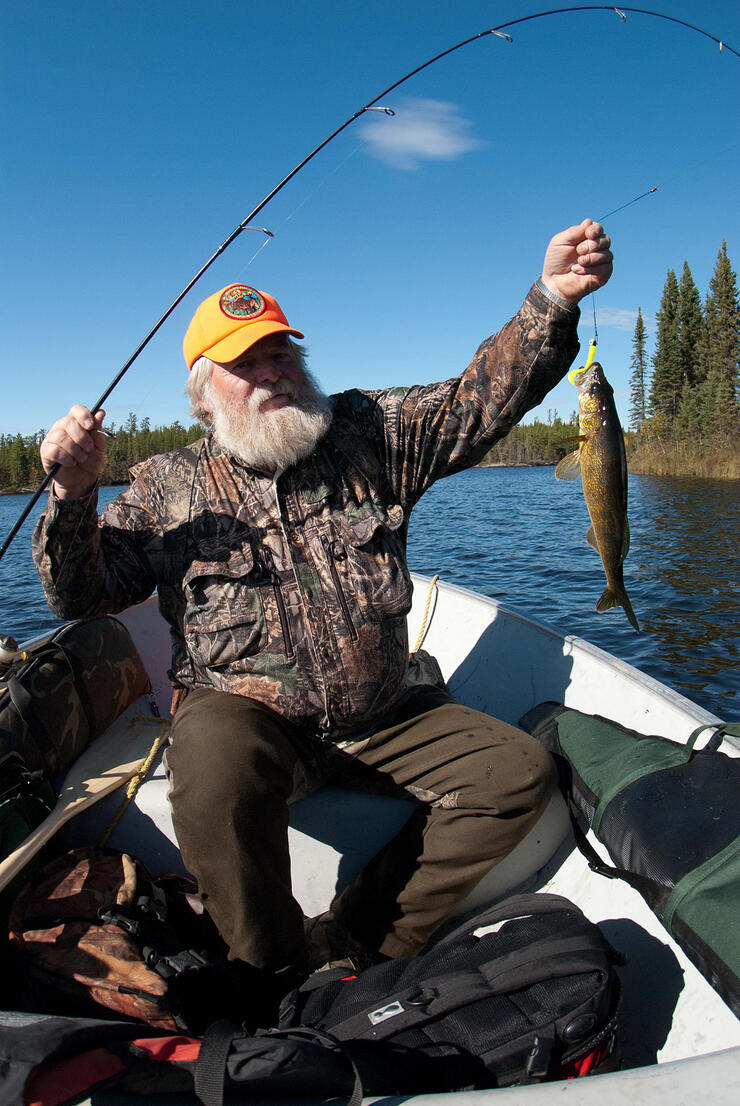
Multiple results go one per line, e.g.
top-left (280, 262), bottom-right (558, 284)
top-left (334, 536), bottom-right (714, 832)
top-left (0, 467), bottom-right (737, 719)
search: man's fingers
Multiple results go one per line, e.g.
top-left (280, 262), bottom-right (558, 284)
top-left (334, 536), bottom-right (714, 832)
top-left (43, 429), bottom-right (92, 468)
top-left (572, 231), bottom-right (613, 272)
top-left (68, 404), bottom-right (96, 431)
top-left (571, 260), bottom-right (613, 278)
top-left (583, 219), bottom-right (605, 239)
top-left (40, 406), bottom-right (107, 472)
top-left (577, 233), bottom-right (610, 254)
top-left (551, 220), bottom-right (591, 247)
top-left (572, 252), bottom-right (613, 271)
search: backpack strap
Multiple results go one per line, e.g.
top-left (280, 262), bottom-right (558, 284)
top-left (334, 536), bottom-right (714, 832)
top-left (6, 641), bottom-right (82, 767)
top-left (265, 1027), bottom-right (365, 1106)
top-left (192, 1023), bottom-right (364, 1106)
top-left (325, 938), bottom-right (609, 1043)
top-left (565, 795), bottom-right (665, 904)
top-left (194, 1020), bottom-right (243, 1106)
top-left (687, 722), bottom-right (740, 754)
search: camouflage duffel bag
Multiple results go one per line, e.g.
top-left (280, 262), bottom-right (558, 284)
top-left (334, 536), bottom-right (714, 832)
top-left (0, 616), bottom-right (151, 780)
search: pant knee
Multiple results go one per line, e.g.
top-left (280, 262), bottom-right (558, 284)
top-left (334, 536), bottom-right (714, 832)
top-left (452, 721), bottom-right (556, 818)
top-left (166, 689), bottom-right (298, 826)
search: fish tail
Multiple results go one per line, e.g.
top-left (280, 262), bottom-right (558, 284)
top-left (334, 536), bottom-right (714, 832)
top-left (596, 585), bottom-right (641, 633)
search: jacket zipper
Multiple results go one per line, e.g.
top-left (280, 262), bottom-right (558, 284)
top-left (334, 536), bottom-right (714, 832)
top-left (261, 550), bottom-right (295, 660)
top-left (272, 580), bottom-right (295, 660)
top-left (321, 535), bottom-right (358, 642)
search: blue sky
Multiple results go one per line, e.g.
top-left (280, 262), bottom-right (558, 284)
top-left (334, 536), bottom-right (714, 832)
top-left (2, 1), bottom-right (739, 436)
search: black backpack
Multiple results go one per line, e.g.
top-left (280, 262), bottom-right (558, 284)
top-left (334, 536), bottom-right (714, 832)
top-left (0, 891), bottom-right (621, 1105)
top-left (277, 891), bottom-right (621, 1094)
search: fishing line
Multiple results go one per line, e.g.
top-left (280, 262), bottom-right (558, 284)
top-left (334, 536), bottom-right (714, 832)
top-left (2, 4), bottom-right (738, 563)
top-left (234, 144), bottom-right (365, 280)
top-left (585, 181), bottom-right (660, 357)
top-left (279, 144), bottom-right (364, 229)
top-left (599, 185), bottom-right (659, 222)
top-left (237, 233), bottom-right (274, 276)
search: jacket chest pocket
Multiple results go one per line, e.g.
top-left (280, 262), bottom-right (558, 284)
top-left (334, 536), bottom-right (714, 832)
top-left (337, 503), bottom-right (412, 622)
top-left (182, 547), bottom-right (266, 670)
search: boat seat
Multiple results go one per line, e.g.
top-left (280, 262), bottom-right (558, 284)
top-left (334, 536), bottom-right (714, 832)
top-left (54, 597), bottom-right (572, 919)
top-left (61, 713), bottom-right (571, 921)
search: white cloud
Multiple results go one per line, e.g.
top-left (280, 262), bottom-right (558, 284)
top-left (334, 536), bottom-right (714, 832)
top-left (578, 308), bottom-right (654, 333)
top-left (359, 98), bottom-right (484, 170)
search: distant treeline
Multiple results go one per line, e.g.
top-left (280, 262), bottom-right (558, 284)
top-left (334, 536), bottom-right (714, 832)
top-left (0, 415), bottom-right (205, 493)
top-left (482, 411), bottom-right (579, 466)
top-left (627, 240), bottom-right (740, 477)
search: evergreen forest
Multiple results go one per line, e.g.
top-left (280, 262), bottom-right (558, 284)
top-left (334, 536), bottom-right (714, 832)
top-left (626, 241), bottom-right (740, 477)
top-left (0, 416), bottom-right (204, 494)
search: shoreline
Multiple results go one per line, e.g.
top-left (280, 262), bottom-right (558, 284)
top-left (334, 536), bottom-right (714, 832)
top-left (0, 482), bottom-right (130, 496)
top-left (3, 459), bottom-right (740, 496)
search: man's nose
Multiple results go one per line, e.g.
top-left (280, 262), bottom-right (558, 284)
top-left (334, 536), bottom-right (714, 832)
top-left (252, 356), bottom-right (283, 383)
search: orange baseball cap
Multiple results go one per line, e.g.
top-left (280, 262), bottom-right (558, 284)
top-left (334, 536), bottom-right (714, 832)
top-left (183, 284), bottom-right (304, 369)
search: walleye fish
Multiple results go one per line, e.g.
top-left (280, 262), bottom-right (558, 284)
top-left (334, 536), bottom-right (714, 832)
top-left (555, 361), bottom-right (640, 632)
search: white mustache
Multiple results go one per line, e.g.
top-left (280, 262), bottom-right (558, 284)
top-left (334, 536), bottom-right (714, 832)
top-left (249, 378), bottom-right (301, 407)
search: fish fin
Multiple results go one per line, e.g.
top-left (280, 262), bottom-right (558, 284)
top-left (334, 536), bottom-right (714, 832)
top-left (554, 449), bottom-right (582, 482)
top-left (586, 524), bottom-right (599, 552)
top-left (596, 585), bottom-right (641, 633)
top-left (622, 519), bottom-right (631, 561)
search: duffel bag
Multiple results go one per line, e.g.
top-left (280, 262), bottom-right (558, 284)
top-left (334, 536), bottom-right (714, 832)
top-left (0, 1014), bottom-right (361, 1106)
top-left (520, 702), bottom-right (740, 1017)
top-left (0, 615), bottom-right (150, 780)
top-left (0, 753), bottom-right (56, 865)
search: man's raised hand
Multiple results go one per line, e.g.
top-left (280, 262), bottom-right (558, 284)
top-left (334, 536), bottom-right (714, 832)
top-left (40, 405), bottom-right (107, 501)
top-left (541, 219), bottom-right (613, 304)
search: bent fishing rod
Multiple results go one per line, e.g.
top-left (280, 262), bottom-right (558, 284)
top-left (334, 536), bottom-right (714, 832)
top-left (1, 4), bottom-right (738, 563)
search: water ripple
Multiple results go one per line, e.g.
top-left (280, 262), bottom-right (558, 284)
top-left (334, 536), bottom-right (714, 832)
top-left (408, 467), bottom-right (739, 719)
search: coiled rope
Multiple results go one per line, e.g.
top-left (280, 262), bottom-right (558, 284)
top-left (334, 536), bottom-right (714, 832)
top-left (99, 717), bottom-right (170, 846)
top-left (411, 574), bottom-right (440, 653)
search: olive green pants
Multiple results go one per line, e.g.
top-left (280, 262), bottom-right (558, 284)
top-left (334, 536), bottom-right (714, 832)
top-left (165, 684), bottom-right (555, 976)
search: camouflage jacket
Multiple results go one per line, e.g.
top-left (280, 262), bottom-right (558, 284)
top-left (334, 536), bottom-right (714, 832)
top-left (33, 282), bottom-right (579, 734)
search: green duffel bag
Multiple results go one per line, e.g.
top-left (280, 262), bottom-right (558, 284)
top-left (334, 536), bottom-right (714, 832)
top-left (0, 616), bottom-right (151, 780)
top-left (520, 702), bottom-right (740, 1018)
top-left (0, 754), bottom-right (56, 866)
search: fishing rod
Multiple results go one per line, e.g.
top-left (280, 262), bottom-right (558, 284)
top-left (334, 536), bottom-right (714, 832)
top-left (1, 5), bottom-right (738, 563)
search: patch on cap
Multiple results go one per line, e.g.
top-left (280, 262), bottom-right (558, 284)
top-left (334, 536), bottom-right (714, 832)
top-left (219, 285), bottom-right (266, 320)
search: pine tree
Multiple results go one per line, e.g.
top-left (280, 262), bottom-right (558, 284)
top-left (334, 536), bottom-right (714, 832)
top-left (697, 367), bottom-right (738, 437)
top-left (649, 268), bottom-right (682, 422)
top-left (628, 308), bottom-right (648, 428)
top-left (677, 261), bottom-right (704, 388)
top-left (675, 380), bottom-right (701, 440)
top-left (704, 241), bottom-right (740, 401)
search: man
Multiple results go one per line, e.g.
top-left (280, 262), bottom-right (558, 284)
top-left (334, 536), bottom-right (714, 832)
top-left (35, 218), bottom-right (612, 1021)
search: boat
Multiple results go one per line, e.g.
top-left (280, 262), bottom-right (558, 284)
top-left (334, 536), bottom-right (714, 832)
top-left (3, 572), bottom-right (739, 1103)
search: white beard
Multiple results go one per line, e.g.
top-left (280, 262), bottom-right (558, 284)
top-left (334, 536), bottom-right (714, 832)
top-left (205, 371), bottom-right (332, 473)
